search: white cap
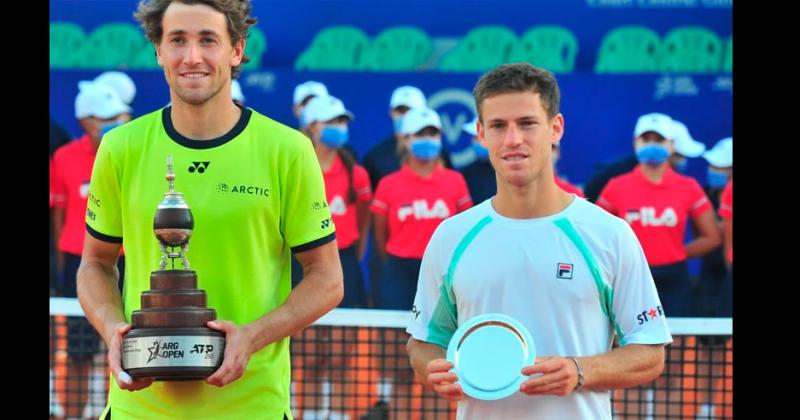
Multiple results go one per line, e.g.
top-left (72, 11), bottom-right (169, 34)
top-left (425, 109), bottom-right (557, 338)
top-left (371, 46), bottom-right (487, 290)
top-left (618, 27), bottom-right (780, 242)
top-left (231, 80), bottom-right (245, 103)
top-left (302, 95), bottom-right (354, 124)
top-left (81, 71), bottom-right (136, 105)
top-left (671, 120), bottom-right (706, 158)
top-left (390, 86), bottom-right (426, 110)
top-left (400, 107), bottom-right (441, 135)
top-left (293, 81), bottom-right (329, 106)
top-left (634, 113), bottom-right (674, 139)
top-left (75, 82), bottom-right (132, 120)
top-left (702, 137), bottom-right (733, 168)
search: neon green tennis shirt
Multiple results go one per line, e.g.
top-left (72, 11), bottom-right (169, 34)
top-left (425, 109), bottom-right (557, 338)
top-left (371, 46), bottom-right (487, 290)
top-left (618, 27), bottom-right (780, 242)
top-left (86, 106), bottom-right (335, 419)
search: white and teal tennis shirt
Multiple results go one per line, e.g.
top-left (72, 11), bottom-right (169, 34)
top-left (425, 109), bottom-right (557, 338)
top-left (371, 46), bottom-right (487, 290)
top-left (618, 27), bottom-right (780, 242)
top-left (408, 197), bottom-right (673, 420)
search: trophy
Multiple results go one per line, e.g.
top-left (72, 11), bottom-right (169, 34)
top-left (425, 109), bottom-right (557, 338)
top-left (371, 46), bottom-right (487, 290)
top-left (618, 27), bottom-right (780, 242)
top-left (122, 156), bottom-right (225, 380)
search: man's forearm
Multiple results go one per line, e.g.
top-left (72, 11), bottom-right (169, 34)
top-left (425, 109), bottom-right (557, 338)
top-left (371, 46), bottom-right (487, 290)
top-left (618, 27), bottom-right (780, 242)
top-left (407, 338), bottom-right (446, 388)
top-left (76, 260), bottom-right (126, 344)
top-left (578, 344), bottom-right (665, 391)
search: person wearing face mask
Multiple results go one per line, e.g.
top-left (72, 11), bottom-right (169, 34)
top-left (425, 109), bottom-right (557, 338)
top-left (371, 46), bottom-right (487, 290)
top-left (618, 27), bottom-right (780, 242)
top-left (50, 81), bottom-right (131, 419)
top-left (459, 116), bottom-right (497, 203)
top-left (292, 80), bottom-right (329, 129)
top-left (364, 86), bottom-right (452, 309)
top-left (693, 137), bottom-right (733, 318)
top-left (692, 136), bottom-right (732, 420)
top-left (372, 107), bottom-right (473, 308)
top-left (598, 113), bottom-right (720, 316)
top-left (597, 113), bottom-right (720, 418)
top-left (668, 120), bottom-right (706, 174)
top-left (703, 138), bottom-right (733, 193)
top-left (363, 86), bottom-right (427, 191)
top-left (301, 95), bottom-right (371, 307)
top-left (84, 71), bottom-right (137, 118)
top-left (294, 95), bottom-right (371, 420)
top-left (369, 106), bottom-right (472, 412)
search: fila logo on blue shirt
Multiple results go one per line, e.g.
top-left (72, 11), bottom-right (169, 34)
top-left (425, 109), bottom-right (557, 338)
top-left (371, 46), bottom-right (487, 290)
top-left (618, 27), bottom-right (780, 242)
top-left (557, 263), bottom-right (573, 279)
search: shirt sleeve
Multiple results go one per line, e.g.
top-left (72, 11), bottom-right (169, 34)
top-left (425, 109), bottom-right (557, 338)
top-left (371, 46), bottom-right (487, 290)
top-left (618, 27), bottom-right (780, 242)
top-left (406, 225), bottom-right (457, 348)
top-left (281, 138), bottom-right (336, 253)
top-left (596, 179), bottom-right (619, 215)
top-left (454, 172), bottom-right (473, 213)
top-left (610, 222), bottom-right (673, 346)
top-left (719, 181), bottom-right (733, 219)
top-left (50, 156), bottom-right (66, 208)
top-left (85, 139), bottom-right (123, 243)
top-left (687, 179), bottom-right (713, 219)
top-left (370, 177), bottom-right (389, 216)
top-left (353, 164), bottom-right (372, 203)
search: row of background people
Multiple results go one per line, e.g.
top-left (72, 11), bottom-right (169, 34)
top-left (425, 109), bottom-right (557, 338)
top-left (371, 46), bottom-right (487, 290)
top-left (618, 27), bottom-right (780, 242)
top-left (48, 72), bottom-right (732, 419)
top-left (49, 72), bottom-right (135, 419)
top-left (50, 75), bottom-right (732, 321)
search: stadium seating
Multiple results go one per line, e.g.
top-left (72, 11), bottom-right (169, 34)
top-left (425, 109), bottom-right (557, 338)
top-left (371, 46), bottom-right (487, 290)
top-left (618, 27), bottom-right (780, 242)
top-left (243, 26), bottom-right (268, 69)
top-left (360, 26), bottom-right (432, 71)
top-left (437, 25), bottom-right (518, 72)
top-left (508, 25), bottom-right (578, 73)
top-left (79, 23), bottom-right (148, 69)
top-left (659, 26), bottom-right (723, 73)
top-left (595, 25), bottom-right (661, 73)
top-left (295, 25), bottom-right (370, 70)
top-left (50, 22), bottom-right (87, 69)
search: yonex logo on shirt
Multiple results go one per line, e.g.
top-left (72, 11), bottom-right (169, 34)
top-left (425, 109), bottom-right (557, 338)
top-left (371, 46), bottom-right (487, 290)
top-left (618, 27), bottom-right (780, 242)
top-left (188, 161), bottom-right (211, 174)
top-left (329, 196), bottom-right (347, 216)
top-left (625, 207), bottom-right (678, 227)
top-left (398, 199), bottom-right (450, 222)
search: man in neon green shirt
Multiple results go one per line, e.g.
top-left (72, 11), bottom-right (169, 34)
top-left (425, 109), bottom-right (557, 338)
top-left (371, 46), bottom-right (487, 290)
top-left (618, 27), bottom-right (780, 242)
top-left (76, 1), bottom-right (344, 418)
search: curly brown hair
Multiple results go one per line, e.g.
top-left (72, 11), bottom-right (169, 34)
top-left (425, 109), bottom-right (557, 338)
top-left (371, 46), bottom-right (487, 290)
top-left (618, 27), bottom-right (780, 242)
top-left (134, 0), bottom-right (257, 79)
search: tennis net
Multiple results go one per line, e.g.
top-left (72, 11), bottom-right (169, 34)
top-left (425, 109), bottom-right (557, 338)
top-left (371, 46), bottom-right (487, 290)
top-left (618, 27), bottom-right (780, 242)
top-left (49, 298), bottom-right (732, 419)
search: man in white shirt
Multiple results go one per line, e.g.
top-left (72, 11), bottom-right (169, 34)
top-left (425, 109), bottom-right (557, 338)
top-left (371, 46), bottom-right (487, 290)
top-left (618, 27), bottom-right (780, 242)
top-left (406, 62), bottom-right (672, 420)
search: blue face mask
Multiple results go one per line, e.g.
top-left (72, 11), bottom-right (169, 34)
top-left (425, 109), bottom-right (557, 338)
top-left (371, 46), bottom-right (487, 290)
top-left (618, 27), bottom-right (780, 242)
top-left (636, 144), bottom-right (670, 166)
top-left (409, 137), bottom-right (442, 161)
top-left (298, 107), bottom-right (309, 128)
top-left (472, 141), bottom-right (489, 160)
top-left (393, 116), bottom-right (404, 134)
top-left (99, 120), bottom-right (124, 139)
top-left (320, 125), bottom-right (349, 149)
top-left (707, 169), bottom-right (729, 188)
top-left (673, 158), bottom-right (688, 173)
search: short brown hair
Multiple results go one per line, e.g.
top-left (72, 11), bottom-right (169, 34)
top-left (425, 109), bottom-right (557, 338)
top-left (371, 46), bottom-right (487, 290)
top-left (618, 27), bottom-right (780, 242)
top-left (134, 0), bottom-right (257, 79)
top-left (472, 62), bottom-right (561, 122)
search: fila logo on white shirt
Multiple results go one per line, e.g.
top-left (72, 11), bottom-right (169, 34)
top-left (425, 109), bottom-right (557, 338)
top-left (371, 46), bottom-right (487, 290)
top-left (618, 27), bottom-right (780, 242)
top-left (398, 199), bottom-right (450, 222)
top-left (329, 196), bottom-right (347, 216)
top-left (625, 207), bottom-right (678, 227)
top-left (557, 263), bottom-right (573, 279)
